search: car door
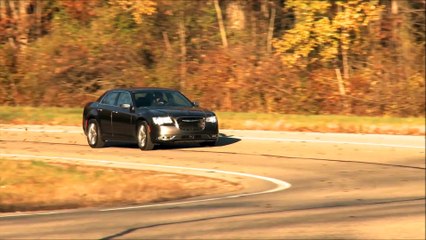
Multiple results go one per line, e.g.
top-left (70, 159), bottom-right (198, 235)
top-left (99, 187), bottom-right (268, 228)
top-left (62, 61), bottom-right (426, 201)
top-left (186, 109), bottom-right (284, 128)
top-left (98, 91), bottom-right (119, 139)
top-left (112, 91), bottom-right (135, 141)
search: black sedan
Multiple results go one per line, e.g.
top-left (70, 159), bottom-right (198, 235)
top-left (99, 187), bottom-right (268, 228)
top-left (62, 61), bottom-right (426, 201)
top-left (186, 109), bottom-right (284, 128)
top-left (82, 88), bottom-right (219, 150)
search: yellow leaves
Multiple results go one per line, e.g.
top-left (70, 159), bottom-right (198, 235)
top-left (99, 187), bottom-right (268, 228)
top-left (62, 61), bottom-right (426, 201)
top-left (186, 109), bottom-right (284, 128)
top-left (274, 0), bottom-right (383, 67)
top-left (333, 0), bottom-right (383, 30)
top-left (286, 0), bottom-right (330, 13)
top-left (319, 41), bottom-right (339, 61)
top-left (109, 0), bottom-right (156, 24)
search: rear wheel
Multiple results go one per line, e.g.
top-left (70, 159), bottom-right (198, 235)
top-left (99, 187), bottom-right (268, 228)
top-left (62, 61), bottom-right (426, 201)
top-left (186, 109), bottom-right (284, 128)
top-left (87, 119), bottom-right (105, 148)
top-left (137, 122), bottom-right (155, 150)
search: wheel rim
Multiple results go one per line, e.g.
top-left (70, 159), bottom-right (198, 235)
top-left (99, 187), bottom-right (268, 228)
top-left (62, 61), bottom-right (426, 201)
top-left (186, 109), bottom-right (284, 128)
top-left (88, 123), bottom-right (97, 145)
top-left (138, 125), bottom-right (147, 148)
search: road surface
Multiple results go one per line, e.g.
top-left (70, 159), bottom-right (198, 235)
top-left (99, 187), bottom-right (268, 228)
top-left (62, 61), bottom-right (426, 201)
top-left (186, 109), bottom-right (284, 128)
top-left (0, 125), bottom-right (424, 239)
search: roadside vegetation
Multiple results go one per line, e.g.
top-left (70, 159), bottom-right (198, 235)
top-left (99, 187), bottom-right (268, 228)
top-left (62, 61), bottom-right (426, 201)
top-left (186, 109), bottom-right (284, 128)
top-left (0, 159), bottom-right (241, 212)
top-left (0, 106), bottom-right (423, 135)
top-left (0, 0), bottom-right (424, 117)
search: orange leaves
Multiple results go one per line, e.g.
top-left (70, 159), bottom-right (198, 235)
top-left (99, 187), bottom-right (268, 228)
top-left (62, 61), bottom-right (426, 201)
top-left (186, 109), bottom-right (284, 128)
top-left (59, 0), bottom-right (101, 23)
top-left (59, 0), bottom-right (157, 24)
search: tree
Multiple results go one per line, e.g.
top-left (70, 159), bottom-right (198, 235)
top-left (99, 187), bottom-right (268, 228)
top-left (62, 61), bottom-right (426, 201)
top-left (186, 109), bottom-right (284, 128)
top-left (273, 0), bottom-right (383, 69)
top-left (0, 0), bottom-right (423, 116)
top-left (213, 0), bottom-right (228, 49)
top-left (273, 0), bottom-right (383, 113)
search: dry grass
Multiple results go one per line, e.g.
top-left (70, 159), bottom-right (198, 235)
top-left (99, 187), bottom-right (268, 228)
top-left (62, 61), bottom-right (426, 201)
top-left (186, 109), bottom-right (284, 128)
top-left (0, 106), bottom-right (82, 126)
top-left (0, 106), bottom-right (424, 135)
top-left (217, 112), bottom-right (425, 135)
top-left (0, 159), bottom-right (241, 212)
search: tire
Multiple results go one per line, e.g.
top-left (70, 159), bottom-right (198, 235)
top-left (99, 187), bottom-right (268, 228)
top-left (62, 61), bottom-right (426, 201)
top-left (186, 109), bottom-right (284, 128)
top-left (137, 122), bottom-right (155, 151)
top-left (86, 119), bottom-right (105, 148)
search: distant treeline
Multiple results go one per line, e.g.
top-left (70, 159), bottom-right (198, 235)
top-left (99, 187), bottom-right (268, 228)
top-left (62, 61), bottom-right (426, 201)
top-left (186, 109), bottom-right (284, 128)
top-left (0, 0), bottom-right (424, 117)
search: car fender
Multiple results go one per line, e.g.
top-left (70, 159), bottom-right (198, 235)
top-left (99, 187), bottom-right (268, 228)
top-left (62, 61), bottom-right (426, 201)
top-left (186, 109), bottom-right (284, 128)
top-left (83, 103), bottom-right (101, 133)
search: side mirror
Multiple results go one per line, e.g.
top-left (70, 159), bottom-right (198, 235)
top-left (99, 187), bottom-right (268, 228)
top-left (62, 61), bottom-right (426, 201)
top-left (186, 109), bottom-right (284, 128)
top-left (192, 101), bottom-right (200, 107)
top-left (120, 103), bottom-right (131, 109)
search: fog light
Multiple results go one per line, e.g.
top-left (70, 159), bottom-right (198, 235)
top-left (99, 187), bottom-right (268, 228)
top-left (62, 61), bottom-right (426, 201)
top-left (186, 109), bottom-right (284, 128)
top-left (158, 135), bottom-right (175, 141)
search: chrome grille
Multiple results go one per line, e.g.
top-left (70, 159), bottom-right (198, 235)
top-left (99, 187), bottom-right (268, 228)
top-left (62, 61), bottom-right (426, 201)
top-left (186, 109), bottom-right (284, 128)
top-left (177, 117), bottom-right (205, 131)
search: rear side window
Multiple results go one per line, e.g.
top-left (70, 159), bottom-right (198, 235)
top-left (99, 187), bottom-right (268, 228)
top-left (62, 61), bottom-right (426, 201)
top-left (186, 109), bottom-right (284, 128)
top-left (101, 92), bottom-right (119, 106)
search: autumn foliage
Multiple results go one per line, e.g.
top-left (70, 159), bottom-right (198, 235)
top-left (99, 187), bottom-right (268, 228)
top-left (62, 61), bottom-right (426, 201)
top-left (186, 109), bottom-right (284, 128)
top-left (0, 0), bottom-right (424, 117)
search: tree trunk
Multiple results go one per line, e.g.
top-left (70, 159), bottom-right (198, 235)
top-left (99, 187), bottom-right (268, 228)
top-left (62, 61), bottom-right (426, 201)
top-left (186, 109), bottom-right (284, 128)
top-left (266, 2), bottom-right (276, 53)
top-left (335, 68), bottom-right (350, 114)
top-left (7, 0), bottom-right (31, 52)
top-left (391, 0), bottom-right (398, 15)
top-left (249, 0), bottom-right (257, 48)
top-left (35, 0), bottom-right (43, 36)
top-left (178, 10), bottom-right (187, 90)
top-left (0, 0), bottom-right (6, 21)
top-left (260, 0), bottom-right (269, 18)
top-left (337, 5), bottom-right (350, 81)
top-left (162, 31), bottom-right (172, 57)
top-left (16, 0), bottom-right (30, 51)
top-left (225, 0), bottom-right (245, 30)
top-left (342, 47), bottom-right (350, 81)
top-left (336, 4), bottom-right (351, 114)
top-left (213, 0), bottom-right (228, 49)
top-left (390, 0), bottom-right (404, 83)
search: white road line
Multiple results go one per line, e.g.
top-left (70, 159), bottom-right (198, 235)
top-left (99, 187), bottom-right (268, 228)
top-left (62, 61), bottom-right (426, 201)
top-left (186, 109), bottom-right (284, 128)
top-left (0, 210), bottom-right (74, 218)
top-left (236, 136), bottom-right (425, 149)
top-left (0, 153), bottom-right (291, 217)
top-left (0, 128), bottom-right (82, 134)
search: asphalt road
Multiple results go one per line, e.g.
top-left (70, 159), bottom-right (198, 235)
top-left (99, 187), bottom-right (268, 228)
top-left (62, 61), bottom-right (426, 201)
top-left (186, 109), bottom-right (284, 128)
top-left (0, 125), bottom-right (425, 239)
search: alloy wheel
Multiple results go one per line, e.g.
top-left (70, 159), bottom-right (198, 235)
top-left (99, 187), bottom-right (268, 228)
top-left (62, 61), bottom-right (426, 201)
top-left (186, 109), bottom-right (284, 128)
top-left (138, 124), bottom-right (147, 148)
top-left (88, 123), bottom-right (97, 145)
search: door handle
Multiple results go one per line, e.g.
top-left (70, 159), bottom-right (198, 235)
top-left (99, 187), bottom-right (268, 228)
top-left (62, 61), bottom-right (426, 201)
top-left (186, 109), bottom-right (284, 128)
top-left (113, 111), bottom-right (118, 114)
top-left (97, 108), bottom-right (103, 112)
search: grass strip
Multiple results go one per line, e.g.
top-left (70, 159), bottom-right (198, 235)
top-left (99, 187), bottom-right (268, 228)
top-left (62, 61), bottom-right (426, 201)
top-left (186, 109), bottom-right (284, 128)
top-left (218, 112), bottom-right (425, 135)
top-left (0, 106), bottom-right (424, 135)
top-left (0, 159), bottom-right (240, 212)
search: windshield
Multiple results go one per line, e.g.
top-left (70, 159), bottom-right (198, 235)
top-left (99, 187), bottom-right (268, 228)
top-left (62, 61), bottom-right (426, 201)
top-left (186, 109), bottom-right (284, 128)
top-left (133, 90), bottom-right (194, 108)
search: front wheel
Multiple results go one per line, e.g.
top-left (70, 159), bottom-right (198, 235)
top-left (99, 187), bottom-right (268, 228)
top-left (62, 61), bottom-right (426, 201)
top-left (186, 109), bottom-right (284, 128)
top-left (137, 122), bottom-right (155, 151)
top-left (86, 119), bottom-right (105, 148)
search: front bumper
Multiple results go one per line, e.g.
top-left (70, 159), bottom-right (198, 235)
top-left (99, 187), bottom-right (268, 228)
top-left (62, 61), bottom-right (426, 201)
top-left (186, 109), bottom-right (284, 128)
top-left (151, 123), bottom-right (219, 143)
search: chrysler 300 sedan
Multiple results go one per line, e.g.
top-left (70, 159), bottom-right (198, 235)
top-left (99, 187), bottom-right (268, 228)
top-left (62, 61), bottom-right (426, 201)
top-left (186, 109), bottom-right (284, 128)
top-left (82, 88), bottom-right (219, 150)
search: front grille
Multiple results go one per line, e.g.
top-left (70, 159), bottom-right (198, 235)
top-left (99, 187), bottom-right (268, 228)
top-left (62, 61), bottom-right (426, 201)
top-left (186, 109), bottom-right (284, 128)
top-left (181, 135), bottom-right (202, 139)
top-left (177, 117), bottom-right (205, 131)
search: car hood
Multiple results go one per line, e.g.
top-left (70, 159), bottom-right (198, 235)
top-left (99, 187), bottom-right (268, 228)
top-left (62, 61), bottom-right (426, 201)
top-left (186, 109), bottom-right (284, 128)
top-left (137, 107), bottom-right (212, 118)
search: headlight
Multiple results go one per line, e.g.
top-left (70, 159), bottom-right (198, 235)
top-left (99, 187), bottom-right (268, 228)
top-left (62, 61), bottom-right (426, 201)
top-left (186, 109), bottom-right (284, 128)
top-left (152, 116), bottom-right (173, 125)
top-left (206, 116), bottom-right (217, 123)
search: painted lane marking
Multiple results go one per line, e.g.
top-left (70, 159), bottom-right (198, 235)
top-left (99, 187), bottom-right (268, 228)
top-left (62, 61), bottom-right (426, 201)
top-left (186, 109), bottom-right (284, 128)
top-left (0, 210), bottom-right (74, 218)
top-left (0, 153), bottom-right (291, 216)
top-left (235, 136), bottom-right (425, 149)
top-left (0, 127), bottom-right (423, 149)
top-left (0, 128), bottom-right (82, 134)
